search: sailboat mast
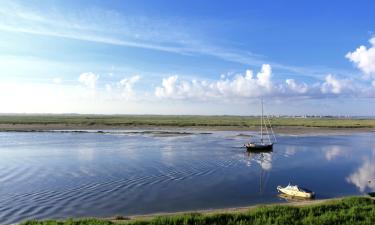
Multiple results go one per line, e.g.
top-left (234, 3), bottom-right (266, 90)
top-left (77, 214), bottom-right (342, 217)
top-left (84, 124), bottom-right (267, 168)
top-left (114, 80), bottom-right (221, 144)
top-left (261, 97), bottom-right (263, 143)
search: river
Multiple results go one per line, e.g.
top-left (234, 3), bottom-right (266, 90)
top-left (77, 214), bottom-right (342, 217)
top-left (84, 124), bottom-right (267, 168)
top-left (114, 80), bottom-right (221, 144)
top-left (0, 130), bottom-right (374, 224)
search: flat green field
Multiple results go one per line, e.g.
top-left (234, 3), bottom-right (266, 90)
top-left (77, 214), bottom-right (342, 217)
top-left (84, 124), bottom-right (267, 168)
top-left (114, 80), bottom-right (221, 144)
top-left (22, 197), bottom-right (375, 225)
top-left (0, 115), bottom-right (375, 128)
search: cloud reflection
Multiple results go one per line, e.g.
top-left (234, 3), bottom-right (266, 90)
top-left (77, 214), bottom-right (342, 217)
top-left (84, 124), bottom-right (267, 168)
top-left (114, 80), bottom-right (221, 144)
top-left (160, 144), bottom-right (176, 165)
top-left (284, 146), bottom-right (297, 157)
top-left (77, 147), bottom-right (95, 161)
top-left (324, 146), bottom-right (345, 161)
top-left (244, 152), bottom-right (273, 171)
top-left (346, 158), bottom-right (375, 192)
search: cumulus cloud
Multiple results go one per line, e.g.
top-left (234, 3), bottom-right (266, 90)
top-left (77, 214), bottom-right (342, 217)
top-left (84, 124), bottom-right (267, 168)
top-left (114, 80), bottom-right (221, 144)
top-left (285, 79), bottom-right (308, 94)
top-left (155, 64), bottom-right (274, 100)
top-left (118, 75), bottom-right (140, 99)
top-left (105, 84), bottom-right (112, 92)
top-left (155, 64), bottom-right (366, 101)
top-left (52, 77), bottom-right (62, 84)
top-left (321, 74), bottom-right (352, 94)
top-left (78, 72), bottom-right (99, 89)
top-left (346, 37), bottom-right (375, 77)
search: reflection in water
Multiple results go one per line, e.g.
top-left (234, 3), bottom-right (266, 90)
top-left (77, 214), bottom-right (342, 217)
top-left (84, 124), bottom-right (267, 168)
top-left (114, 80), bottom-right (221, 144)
top-left (346, 157), bottom-right (375, 192)
top-left (244, 151), bottom-right (273, 194)
top-left (258, 153), bottom-right (272, 171)
top-left (277, 193), bottom-right (314, 203)
top-left (244, 151), bottom-right (273, 171)
top-left (160, 144), bottom-right (176, 165)
top-left (77, 147), bottom-right (95, 161)
top-left (284, 146), bottom-right (297, 157)
top-left (324, 146), bottom-right (345, 161)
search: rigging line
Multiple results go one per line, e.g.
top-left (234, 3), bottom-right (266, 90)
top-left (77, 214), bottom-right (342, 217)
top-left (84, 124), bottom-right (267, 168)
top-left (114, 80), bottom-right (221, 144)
top-left (266, 115), bottom-right (277, 143)
top-left (263, 116), bottom-right (271, 144)
top-left (260, 97), bottom-right (263, 143)
top-left (262, 107), bottom-right (271, 144)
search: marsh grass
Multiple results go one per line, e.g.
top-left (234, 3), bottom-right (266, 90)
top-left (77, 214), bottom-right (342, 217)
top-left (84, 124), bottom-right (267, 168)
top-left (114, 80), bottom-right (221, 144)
top-left (22, 197), bottom-right (375, 225)
top-left (1, 115), bottom-right (375, 128)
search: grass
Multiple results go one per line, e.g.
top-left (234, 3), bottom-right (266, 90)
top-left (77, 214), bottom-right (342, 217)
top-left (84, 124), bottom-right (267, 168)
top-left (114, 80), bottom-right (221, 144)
top-left (22, 197), bottom-right (375, 225)
top-left (1, 115), bottom-right (375, 128)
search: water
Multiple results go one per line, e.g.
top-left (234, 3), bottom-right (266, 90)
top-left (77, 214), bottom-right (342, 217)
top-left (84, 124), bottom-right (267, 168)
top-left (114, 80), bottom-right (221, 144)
top-left (0, 130), bottom-right (374, 224)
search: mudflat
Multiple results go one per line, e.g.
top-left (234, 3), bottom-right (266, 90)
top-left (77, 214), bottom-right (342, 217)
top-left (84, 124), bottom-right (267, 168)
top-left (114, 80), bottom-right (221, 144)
top-left (0, 123), bottom-right (374, 135)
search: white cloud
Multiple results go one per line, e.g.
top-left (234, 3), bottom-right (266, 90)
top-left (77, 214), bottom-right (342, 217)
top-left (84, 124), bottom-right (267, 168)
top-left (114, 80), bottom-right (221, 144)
top-left (105, 84), bottom-right (112, 92)
top-left (285, 79), bottom-right (308, 94)
top-left (256, 64), bottom-right (272, 90)
top-left (155, 64), bottom-right (274, 100)
top-left (52, 77), bottom-right (62, 84)
top-left (118, 75), bottom-right (140, 99)
top-left (346, 37), bottom-right (375, 77)
top-left (0, 81), bottom-right (89, 113)
top-left (78, 72), bottom-right (99, 89)
top-left (155, 65), bottom-right (369, 101)
top-left (321, 74), bottom-right (351, 94)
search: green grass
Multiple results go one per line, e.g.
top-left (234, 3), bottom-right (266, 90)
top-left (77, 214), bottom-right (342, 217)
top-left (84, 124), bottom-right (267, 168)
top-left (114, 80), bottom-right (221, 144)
top-left (22, 197), bottom-right (375, 225)
top-left (1, 115), bottom-right (375, 128)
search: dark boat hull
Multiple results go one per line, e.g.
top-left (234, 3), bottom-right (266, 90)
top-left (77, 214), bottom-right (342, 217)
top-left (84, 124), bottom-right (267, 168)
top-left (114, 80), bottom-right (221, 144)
top-left (246, 143), bottom-right (273, 152)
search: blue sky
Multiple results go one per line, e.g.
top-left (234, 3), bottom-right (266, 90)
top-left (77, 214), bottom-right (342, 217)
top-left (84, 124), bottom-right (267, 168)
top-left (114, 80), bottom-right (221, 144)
top-left (1, 0), bottom-right (375, 115)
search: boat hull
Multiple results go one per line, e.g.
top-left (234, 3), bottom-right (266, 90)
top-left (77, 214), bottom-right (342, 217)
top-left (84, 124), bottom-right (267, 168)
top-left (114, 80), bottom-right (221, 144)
top-left (246, 143), bottom-right (273, 152)
top-left (277, 186), bottom-right (314, 198)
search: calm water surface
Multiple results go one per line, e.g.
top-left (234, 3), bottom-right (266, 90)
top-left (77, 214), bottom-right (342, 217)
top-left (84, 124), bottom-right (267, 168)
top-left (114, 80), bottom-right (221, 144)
top-left (0, 130), bottom-right (374, 224)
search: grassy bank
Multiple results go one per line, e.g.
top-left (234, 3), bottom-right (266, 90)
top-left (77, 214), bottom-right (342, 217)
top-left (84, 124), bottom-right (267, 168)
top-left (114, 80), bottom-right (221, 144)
top-left (23, 197), bottom-right (375, 225)
top-left (1, 115), bottom-right (375, 129)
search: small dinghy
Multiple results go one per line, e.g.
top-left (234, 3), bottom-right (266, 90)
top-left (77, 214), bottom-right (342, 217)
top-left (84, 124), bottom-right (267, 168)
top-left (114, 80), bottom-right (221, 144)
top-left (277, 183), bottom-right (315, 199)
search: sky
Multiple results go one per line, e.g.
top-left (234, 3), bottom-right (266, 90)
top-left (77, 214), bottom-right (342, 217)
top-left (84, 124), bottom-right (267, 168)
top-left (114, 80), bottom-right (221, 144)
top-left (1, 0), bottom-right (375, 115)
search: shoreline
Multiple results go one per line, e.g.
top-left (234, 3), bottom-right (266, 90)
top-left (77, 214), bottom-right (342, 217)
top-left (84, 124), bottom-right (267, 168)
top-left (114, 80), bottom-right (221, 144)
top-left (27, 196), bottom-right (370, 224)
top-left (106, 197), bottom-right (335, 222)
top-left (0, 123), bottom-right (374, 135)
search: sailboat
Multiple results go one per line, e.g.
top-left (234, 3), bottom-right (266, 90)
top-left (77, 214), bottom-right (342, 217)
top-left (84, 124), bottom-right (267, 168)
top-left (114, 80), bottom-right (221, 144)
top-left (245, 98), bottom-right (276, 151)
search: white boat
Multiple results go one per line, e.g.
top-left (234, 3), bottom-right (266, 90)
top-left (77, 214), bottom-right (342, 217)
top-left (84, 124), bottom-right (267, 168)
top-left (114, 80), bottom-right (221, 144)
top-left (277, 183), bottom-right (315, 198)
top-left (245, 98), bottom-right (276, 151)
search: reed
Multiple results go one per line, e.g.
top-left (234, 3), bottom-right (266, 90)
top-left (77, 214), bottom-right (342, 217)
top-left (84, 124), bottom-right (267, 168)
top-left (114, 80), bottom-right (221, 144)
top-left (22, 197), bottom-right (375, 225)
top-left (1, 115), bottom-right (375, 128)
